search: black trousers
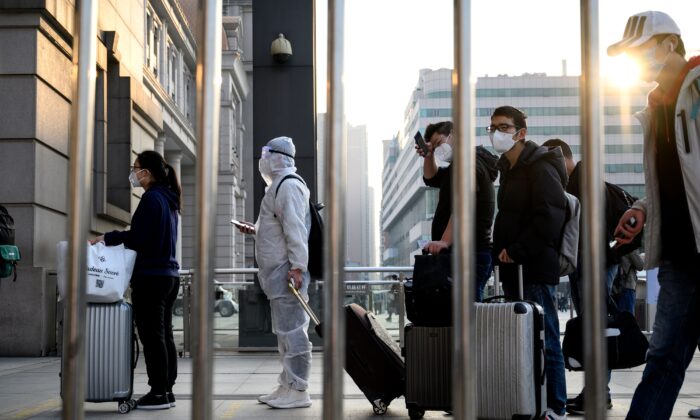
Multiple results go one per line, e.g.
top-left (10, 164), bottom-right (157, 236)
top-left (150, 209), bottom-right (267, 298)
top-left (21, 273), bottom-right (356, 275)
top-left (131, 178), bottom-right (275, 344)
top-left (131, 275), bottom-right (180, 394)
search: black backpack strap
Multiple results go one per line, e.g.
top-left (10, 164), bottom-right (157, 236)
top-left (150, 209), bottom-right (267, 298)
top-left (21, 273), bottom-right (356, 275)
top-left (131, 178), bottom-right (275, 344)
top-left (275, 174), bottom-right (306, 198)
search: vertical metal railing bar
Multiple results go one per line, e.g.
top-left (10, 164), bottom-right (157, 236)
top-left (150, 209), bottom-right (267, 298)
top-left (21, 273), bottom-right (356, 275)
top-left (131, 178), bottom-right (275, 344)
top-left (192, 0), bottom-right (223, 418)
top-left (323, 0), bottom-right (346, 418)
top-left (62, 1), bottom-right (98, 418)
top-left (452, 0), bottom-right (477, 418)
top-left (580, 1), bottom-right (607, 418)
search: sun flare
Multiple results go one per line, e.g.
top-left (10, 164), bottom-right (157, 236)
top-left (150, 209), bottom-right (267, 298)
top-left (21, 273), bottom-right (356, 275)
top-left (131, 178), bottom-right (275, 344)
top-left (604, 55), bottom-right (641, 89)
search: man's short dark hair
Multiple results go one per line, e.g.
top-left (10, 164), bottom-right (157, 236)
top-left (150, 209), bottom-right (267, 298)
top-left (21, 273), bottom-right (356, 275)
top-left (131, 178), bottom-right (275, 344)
top-left (654, 34), bottom-right (686, 56)
top-left (542, 138), bottom-right (573, 160)
top-left (491, 106), bottom-right (527, 129)
top-left (424, 121), bottom-right (453, 141)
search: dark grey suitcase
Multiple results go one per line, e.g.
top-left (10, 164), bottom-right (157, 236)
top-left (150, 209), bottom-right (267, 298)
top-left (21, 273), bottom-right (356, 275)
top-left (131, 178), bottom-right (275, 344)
top-left (61, 301), bottom-right (137, 413)
top-left (404, 266), bottom-right (546, 420)
top-left (404, 325), bottom-right (452, 419)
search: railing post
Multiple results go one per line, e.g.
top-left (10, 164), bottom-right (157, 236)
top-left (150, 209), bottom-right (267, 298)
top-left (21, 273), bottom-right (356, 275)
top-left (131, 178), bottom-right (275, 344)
top-left (192, 0), bottom-right (222, 418)
top-left (323, 0), bottom-right (346, 418)
top-left (452, 0), bottom-right (477, 418)
top-left (62, 1), bottom-right (98, 418)
top-left (580, 0), bottom-right (607, 418)
top-left (398, 273), bottom-right (406, 347)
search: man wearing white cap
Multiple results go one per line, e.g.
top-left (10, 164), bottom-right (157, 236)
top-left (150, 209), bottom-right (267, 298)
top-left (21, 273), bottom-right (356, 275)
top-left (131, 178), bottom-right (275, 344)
top-left (235, 136), bottom-right (313, 409)
top-left (608, 11), bottom-right (700, 420)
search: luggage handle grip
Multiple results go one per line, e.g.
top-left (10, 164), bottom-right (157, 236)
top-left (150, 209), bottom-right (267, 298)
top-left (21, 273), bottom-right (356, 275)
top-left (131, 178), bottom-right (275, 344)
top-left (288, 281), bottom-right (321, 326)
top-left (492, 265), bottom-right (524, 300)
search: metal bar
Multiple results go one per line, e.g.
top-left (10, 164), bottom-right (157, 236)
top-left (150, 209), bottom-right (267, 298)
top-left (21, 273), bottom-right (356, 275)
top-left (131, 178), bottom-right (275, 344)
top-left (324, 0), bottom-right (346, 418)
top-left (398, 273), bottom-right (406, 346)
top-left (192, 0), bottom-right (222, 418)
top-left (62, 1), bottom-right (98, 418)
top-left (580, 1), bottom-right (607, 418)
top-left (452, 0), bottom-right (477, 418)
top-left (179, 266), bottom-right (414, 276)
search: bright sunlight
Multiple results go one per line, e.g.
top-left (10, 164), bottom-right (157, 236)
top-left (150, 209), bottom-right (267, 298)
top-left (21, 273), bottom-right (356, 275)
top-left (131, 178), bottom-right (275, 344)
top-left (604, 54), bottom-right (641, 88)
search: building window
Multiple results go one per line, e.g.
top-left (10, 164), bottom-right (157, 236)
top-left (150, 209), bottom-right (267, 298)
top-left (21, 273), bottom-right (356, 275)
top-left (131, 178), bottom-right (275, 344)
top-left (146, 8), bottom-right (160, 76)
top-left (168, 42), bottom-right (177, 100)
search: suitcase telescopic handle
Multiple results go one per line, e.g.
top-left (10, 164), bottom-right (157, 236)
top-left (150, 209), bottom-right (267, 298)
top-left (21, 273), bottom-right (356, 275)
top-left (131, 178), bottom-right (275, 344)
top-left (490, 264), bottom-right (524, 301)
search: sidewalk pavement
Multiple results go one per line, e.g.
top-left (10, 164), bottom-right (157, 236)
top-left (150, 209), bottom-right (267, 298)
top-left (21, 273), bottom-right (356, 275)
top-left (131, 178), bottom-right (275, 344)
top-left (1, 351), bottom-right (700, 419)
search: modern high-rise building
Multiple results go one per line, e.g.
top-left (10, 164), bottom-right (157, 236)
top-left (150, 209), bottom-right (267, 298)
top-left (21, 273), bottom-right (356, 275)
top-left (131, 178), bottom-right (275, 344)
top-left (318, 115), bottom-right (378, 268)
top-left (381, 68), bottom-right (649, 267)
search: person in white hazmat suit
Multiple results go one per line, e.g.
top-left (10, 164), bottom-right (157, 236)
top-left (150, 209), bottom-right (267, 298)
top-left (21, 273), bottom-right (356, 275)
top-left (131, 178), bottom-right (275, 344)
top-left (235, 136), bottom-right (313, 409)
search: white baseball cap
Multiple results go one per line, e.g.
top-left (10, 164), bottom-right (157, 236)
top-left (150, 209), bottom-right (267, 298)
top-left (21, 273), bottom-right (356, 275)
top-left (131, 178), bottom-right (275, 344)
top-left (607, 11), bottom-right (680, 56)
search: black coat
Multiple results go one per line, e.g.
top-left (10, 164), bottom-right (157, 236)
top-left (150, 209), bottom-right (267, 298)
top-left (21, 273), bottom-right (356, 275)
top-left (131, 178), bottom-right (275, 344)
top-left (493, 141), bottom-right (568, 286)
top-left (424, 146), bottom-right (498, 249)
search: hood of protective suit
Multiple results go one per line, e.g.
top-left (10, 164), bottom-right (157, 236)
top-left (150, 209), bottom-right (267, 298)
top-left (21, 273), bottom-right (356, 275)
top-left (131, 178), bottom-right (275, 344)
top-left (260, 137), bottom-right (299, 185)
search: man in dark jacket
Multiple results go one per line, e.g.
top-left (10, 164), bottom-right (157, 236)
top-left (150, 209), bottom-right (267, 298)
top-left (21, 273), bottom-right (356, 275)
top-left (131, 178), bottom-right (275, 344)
top-left (417, 121), bottom-right (499, 302)
top-left (490, 106), bottom-right (568, 420)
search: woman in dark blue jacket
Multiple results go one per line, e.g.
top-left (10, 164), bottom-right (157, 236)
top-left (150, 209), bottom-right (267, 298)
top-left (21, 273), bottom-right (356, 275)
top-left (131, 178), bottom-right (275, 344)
top-left (93, 150), bottom-right (181, 410)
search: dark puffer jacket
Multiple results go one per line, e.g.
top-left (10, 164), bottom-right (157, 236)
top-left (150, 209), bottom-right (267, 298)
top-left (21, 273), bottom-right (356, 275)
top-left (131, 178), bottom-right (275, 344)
top-left (493, 141), bottom-right (568, 286)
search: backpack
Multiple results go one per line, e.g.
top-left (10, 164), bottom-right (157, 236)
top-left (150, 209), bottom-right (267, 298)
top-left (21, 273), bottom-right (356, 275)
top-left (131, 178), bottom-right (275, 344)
top-left (0, 206), bottom-right (19, 282)
top-left (559, 192), bottom-right (581, 276)
top-left (275, 175), bottom-right (325, 279)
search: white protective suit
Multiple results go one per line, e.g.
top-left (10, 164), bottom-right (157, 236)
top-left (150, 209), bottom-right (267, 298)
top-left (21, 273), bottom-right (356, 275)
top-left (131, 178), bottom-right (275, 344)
top-left (254, 137), bottom-right (312, 391)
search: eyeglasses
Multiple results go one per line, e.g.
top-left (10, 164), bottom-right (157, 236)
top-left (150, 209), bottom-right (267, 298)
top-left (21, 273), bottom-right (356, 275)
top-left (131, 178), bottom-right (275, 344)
top-left (130, 166), bottom-right (142, 171)
top-left (486, 124), bottom-right (519, 133)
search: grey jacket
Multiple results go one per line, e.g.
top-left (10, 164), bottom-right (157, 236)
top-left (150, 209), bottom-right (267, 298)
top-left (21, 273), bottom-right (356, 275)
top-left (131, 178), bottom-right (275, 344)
top-left (633, 64), bottom-right (700, 269)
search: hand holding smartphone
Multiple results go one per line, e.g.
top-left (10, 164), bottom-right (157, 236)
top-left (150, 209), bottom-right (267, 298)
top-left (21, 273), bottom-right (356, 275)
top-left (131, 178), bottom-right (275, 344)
top-left (610, 216), bottom-right (638, 248)
top-left (231, 219), bottom-right (255, 234)
top-left (414, 131), bottom-right (430, 156)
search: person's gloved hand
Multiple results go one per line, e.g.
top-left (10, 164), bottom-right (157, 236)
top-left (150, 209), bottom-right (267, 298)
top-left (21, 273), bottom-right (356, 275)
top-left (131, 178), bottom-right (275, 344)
top-left (288, 268), bottom-right (303, 289)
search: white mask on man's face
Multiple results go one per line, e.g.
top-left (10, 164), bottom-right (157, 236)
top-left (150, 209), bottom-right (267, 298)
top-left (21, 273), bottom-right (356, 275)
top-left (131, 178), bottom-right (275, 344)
top-left (433, 143), bottom-right (453, 163)
top-left (639, 42), bottom-right (671, 83)
top-left (489, 129), bottom-right (518, 154)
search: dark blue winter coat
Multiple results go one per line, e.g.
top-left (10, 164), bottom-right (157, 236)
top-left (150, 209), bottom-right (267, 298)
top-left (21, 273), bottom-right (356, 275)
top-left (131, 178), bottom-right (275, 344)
top-left (105, 185), bottom-right (180, 278)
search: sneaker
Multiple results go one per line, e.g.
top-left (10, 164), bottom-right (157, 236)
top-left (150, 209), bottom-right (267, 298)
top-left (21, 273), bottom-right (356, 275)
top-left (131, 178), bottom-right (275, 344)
top-left (566, 393), bottom-right (612, 415)
top-left (266, 388), bottom-right (312, 409)
top-left (689, 407), bottom-right (700, 418)
top-left (136, 392), bottom-right (171, 410)
top-left (258, 385), bottom-right (288, 404)
top-left (167, 392), bottom-right (176, 407)
top-left (542, 408), bottom-right (567, 420)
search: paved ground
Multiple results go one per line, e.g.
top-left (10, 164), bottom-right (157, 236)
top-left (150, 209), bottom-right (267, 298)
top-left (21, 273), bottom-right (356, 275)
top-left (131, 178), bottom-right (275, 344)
top-left (1, 350), bottom-right (700, 419)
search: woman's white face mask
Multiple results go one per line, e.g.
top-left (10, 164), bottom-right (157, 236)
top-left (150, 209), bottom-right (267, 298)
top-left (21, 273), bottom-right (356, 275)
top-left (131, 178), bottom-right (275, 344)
top-left (489, 129), bottom-right (519, 154)
top-left (129, 169), bottom-right (144, 188)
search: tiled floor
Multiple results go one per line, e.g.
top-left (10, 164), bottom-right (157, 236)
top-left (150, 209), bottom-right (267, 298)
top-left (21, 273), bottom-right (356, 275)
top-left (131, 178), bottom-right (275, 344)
top-left (1, 352), bottom-right (699, 419)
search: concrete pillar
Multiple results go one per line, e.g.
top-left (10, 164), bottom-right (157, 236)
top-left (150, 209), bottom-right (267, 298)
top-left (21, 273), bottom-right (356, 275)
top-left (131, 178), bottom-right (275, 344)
top-left (166, 151), bottom-right (183, 264)
top-left (155, 132), bottom-right (166, 156)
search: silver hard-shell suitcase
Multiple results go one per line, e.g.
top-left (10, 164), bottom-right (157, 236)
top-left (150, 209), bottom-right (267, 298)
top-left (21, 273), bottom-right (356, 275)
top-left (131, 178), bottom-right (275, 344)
top-left (61, 301), bottom-right (137, 413)
top-left (474, 266), bottom-right (546, 419)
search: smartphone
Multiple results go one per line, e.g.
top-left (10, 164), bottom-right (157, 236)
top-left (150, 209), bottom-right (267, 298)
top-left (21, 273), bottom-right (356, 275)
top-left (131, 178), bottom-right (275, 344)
top-left (610, 216), bottom-right (638, 248)
top-left (230, 219), bottom-right (246, 229)
top-left (414, 131), bottom-right (430, 155)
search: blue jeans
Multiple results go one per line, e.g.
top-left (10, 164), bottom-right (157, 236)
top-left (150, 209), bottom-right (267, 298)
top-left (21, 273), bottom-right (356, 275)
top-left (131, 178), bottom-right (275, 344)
top-left (626, 262), bottom-right (700, 420)
top-left (475, 250), bottom-right (492, 303)
top-left (504, 282), bottom-right (567, 415)
top-left (614, 288), bottom-right (636, 315)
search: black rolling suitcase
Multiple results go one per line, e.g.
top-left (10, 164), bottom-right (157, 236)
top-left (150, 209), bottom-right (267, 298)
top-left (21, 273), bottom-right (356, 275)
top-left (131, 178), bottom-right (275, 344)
top-left (404, 325), bottom-right (452, 419)
top-left (288, 283), bottom-right (405, 415)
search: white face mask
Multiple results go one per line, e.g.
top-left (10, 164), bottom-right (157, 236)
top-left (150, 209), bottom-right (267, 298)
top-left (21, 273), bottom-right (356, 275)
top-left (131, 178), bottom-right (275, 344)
top-left (129, 169), bottom-right (144, 188)
top-left (258, 158), bottom-right (273, 185)
top-left (433, 143), bottom-right (453, 163)
top-left (489, 129), bottom-right (518, 154)
top-left (639, 43), bottom-right (670, 83)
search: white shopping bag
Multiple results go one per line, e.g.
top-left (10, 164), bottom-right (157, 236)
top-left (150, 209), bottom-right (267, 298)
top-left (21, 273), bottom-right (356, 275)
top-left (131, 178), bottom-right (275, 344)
top-left (57, 241), bottom-right (137, 303)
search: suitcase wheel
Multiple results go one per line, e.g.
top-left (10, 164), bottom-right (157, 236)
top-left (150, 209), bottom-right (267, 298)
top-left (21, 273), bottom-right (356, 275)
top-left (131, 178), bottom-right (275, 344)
top-left (118, 401), bottom-right (132, 414)
top-left (372, 400), bottom-right (388, 415)
top-left (408, 408), bottom-right (425, 419)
